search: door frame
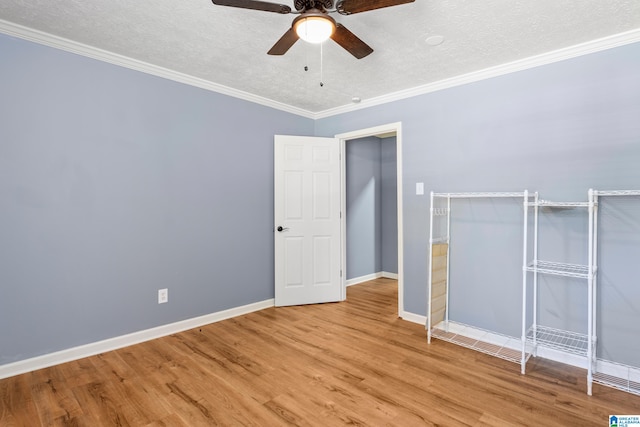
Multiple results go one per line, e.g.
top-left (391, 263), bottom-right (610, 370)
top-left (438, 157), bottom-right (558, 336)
top-left (335, 122), bottom-right (404, 318)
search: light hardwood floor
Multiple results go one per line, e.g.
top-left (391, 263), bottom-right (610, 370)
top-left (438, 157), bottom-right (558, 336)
top-left (1, 278), bottom-right (639, 426)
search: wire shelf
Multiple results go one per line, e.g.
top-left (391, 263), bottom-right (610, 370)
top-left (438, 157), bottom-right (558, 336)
top-left (526, 325), bottom-right (588, 356)
top-left (430, 321), bottom-right (529, 364)
top-left (525, 260), bottom-right (593, 279)
top-left (528, 200), bottom-right (591, 208)
top-left (433, 192), bottom-right (528, 199)
top-left (593, 373), bottom-right (640, 396)
top-left (595, 190), bottom-right (640, 197)
top-left (593, 360), bottom-right (640, 396)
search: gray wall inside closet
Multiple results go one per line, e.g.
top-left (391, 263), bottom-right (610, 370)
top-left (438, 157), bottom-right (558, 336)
top-left (346, 136), bottom-right (398, 280)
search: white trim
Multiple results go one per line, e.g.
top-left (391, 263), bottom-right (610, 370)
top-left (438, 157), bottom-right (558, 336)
top-left (337, 122), bottom-right (404, 318)
top-left (314, 29), bottom-right (640, 119)
top-left (2, 19), bottom-right (638, 120)
top-left (340, 138), bottom-right (348, 301)
top-left (345, 271), bottom-right (398, 286)
top-left (396, 125), bottom-right (404, 323)
top-left (0, 298), bottom-right (274, 380)
top-left (595, 359), bottom-right (640, 382)
top-left (381, 271), bottom-right (398, 280)
top-left (0, 19), bottom-right (314, 119)
top-left (346, 273), bottom-right (382, 287)
top-left (536, 346), bottom-right (588, 370)
top-left (335, 122), bottom-right (402, 141)
top-left (400, 311), bottom-right (427, 325)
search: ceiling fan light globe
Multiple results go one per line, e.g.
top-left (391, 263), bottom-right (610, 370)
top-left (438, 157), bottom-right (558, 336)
top-left (294, 16), bottom-right (335, 43)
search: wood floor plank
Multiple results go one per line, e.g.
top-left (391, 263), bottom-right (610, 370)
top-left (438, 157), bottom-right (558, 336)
top-left (1, 278), bottom-right (639, 426)
top-left (0, 375), bottom-right (41, 426)
top-left (30, 373), bottom-right (84, 426)
top-left (142, 413), bottom-right (190, 427)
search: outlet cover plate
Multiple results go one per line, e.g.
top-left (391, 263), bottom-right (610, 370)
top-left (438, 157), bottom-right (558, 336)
top-left (158, 288), bottom-right (168, 304)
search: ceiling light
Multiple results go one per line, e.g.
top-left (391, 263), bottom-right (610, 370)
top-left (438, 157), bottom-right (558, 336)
top-left (293, 13), bottom-right (336, 44)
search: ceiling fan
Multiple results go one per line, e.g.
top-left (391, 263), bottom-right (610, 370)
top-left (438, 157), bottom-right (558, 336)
top-left (211, 0), bottom-right (415, 59)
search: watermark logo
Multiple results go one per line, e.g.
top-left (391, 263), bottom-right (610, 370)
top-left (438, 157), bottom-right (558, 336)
top-left (610, 415), bottom-right (640, 427)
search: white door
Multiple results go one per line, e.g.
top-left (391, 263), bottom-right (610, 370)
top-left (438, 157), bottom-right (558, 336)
top-left (274, 135), bottom-right (342, 306)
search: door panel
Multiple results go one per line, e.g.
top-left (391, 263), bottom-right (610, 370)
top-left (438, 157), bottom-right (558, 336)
top-left (313, 172), bottom-right (331, 219)
top-left (275, 135), bottom-right (342, 306)
top-left (313, 236), bottom-right (331, 285)
top-left (284, 237), bottom-right (304, 287)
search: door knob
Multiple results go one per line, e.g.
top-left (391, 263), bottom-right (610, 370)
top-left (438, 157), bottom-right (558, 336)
top-left (277, 226), bottom-right (289, 232)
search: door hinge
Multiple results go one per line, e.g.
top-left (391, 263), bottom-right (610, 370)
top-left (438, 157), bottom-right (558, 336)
top-left (340, 270), bottom-right (342, 277)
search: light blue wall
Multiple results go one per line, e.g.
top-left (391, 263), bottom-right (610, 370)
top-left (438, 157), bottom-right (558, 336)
top-left (317, 42), bottom-right (640, 365)
top-left (0, 33), bottom-right (313, 364)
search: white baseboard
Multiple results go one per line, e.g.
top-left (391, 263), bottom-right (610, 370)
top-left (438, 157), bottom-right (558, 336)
top-left (536, 346), bottom-right (588, 369)
top-left (346, 272), bottom-right (380, 286)
top-left (0, 298), bottom-right (274, 380)
top-left (400, 311), bottom-right (427, 325)
top-left (346, 271), bottom-right (398, 286)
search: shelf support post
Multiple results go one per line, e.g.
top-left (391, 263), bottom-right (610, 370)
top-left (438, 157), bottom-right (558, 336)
top-left (427, 191), bottom-right (435, 343)
top-left (521, 190), bottom-right (529, 374)
top-left (587, 188), bottom-right (595, 395)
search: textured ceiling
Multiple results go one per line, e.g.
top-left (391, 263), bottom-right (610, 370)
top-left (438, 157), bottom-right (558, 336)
top-left (1, 1), bottom-right (639, 114)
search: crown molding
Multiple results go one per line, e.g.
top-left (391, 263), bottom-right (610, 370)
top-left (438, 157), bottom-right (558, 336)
top-left (0, 19), bottom-right (315, 119)
top-left (314, 28), bottom-right (640, 119)
top-left (1, 18), bottom-right (638, 121)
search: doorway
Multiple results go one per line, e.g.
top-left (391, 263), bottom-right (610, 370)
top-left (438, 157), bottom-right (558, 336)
top-left (336, 123), bottom-right (404, 318)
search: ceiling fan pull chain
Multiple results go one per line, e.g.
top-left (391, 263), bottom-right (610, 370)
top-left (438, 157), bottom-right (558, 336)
top-left (320, 42), bottom-right (324, 87)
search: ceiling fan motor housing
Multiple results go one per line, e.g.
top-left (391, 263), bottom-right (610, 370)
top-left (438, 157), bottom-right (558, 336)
top-left (293, 9), bottom-right (337, 27)
top-left (294, 0), bottom-right (333, 12)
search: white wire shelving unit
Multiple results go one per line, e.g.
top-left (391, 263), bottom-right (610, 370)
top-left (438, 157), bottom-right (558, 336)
top-left (524, 190), bottom-right (598, 395)
top-left (427, 188), bottom-right (640, 397)
top-left (427, 191), bottom-right (535, 374)
top-left (590, 190), bottom-right (640, 397)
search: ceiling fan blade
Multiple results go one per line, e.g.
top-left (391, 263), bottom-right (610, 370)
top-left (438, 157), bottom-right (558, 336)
top-left (330, 24), bottom-right (373, 59)
top-left (211, 0), bottom-right (291, 14)
top-left (267, 28), bottom-right (299, 55)
top-left (336, 0), bottom-right (414, 15)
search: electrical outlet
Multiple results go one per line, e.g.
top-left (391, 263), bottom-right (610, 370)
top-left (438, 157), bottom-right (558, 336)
top-left (158, 288), bottom-right (168, 304)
